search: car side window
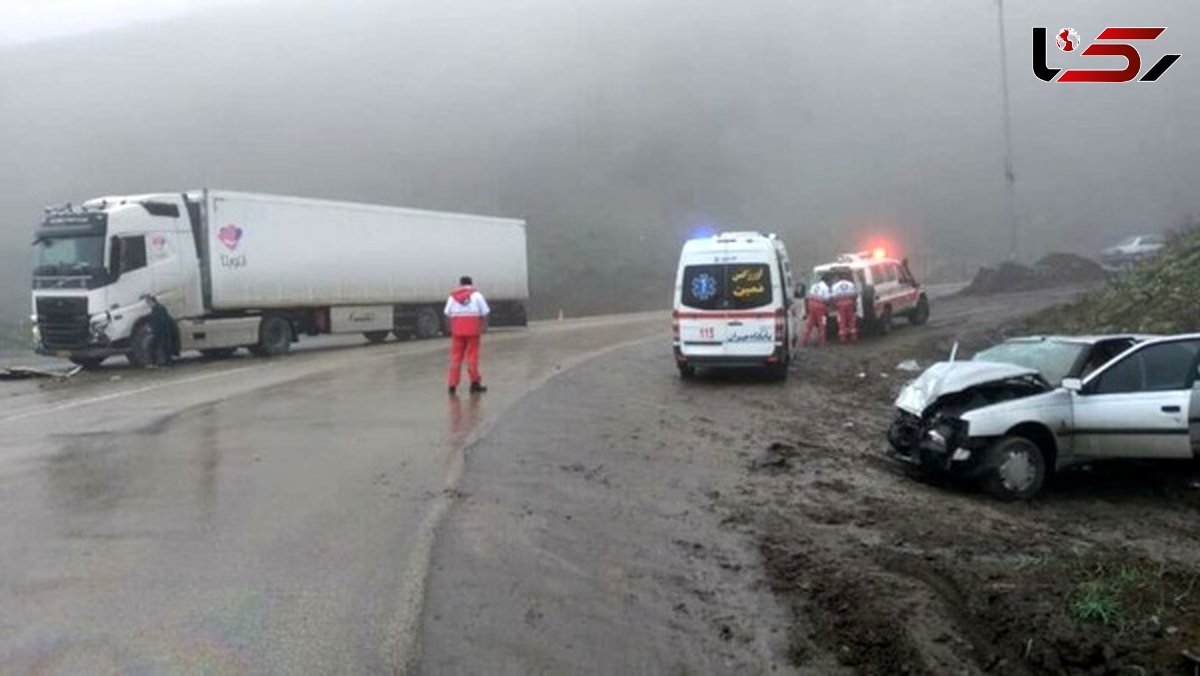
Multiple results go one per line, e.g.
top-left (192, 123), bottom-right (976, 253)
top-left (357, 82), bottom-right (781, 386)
top-left (1093, 340), bottom-right (1200, 394)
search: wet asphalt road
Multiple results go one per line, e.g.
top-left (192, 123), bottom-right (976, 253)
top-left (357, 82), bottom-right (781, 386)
top-left (0, 314), bottom-right (664, 674)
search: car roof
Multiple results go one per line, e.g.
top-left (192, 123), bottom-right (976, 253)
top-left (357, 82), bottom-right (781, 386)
top-left (994, 334), bottom-right (1154, 346)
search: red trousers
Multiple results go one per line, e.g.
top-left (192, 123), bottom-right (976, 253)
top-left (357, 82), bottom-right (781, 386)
top-left (447, 335), bottom-right (482, 387)
top-left (834, 299), bottom-right (858, 342)
top-left (801, 299), bottom-right (827, 346)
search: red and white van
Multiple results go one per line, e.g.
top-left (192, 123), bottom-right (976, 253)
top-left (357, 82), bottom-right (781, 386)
top-left (811, 251), bottom-right (929, 335)
top-left (672, 232), bottom-right (800, 380)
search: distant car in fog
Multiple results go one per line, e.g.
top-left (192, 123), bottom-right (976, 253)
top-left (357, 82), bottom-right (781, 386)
top-left (1101, 234), bottom-right (1165, 269)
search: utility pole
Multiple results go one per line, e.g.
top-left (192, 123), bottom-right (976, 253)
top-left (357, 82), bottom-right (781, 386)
top-left (995, 0), bottom-right (1019, 260)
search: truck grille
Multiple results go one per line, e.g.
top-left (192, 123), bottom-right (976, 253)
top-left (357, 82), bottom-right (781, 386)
top-left (36, 296), bottom-right (90, 349)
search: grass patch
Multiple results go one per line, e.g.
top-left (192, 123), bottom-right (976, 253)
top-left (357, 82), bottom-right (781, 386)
top-left (1069, 562), bottom-right (1143, 627)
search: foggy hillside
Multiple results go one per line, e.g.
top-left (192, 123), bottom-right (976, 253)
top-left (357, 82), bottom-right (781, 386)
top-left (2, 0), bottom-right (1199, 341)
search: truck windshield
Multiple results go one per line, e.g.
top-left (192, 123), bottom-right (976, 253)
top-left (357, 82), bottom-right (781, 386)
top-left (681, 264), bottom-right (773, 310)
top-left (33, 235), bottom-right (105, 278)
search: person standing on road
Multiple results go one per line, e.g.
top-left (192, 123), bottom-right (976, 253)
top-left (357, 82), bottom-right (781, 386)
top-left (801, 273), bottom-right (832, 346)
top-left (830, 271), bottom-right (859, 343)
top-left (444, 276), bottom-right (491, 396)
top-left (144, 295), bottom-right (180, 367)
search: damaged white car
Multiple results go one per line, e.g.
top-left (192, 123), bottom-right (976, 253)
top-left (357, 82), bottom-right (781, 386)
top-left (888, 334), bottom-right (1200, 500)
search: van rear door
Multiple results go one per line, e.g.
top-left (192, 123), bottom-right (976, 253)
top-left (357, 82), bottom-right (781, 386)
top-left (678, 262), bottom-right (777, 359)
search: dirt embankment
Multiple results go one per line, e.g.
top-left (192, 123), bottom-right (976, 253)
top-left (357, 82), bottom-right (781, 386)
top-left (727, 294), bottom-right (1200, 675)
top-left (962, 254), bottom-right (1109, 296)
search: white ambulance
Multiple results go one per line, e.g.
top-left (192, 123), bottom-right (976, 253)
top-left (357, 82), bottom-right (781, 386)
top-left (672, 232), bottom-right (801, 380)
top-left (811, 251), bottom-right (929, 336)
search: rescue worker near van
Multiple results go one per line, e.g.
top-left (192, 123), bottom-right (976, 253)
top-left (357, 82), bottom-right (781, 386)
top-left (444, 276), bottom-right (490, 395)
top-left (801, 273), bottom-right (832, 346)
top-left (830, 271), bottom-right (859, 343)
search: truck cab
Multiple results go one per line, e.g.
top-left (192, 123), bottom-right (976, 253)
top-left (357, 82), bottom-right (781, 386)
top-left (32, 193), bottom-right (202, 368)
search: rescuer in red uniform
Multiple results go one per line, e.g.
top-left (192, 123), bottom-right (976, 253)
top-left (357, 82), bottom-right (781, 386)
top-left (444, 276), bottom-right (491, 395)
top-left (801, 273), bottom-right (832, 347)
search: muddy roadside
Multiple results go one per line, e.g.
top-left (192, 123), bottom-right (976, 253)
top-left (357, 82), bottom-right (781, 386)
top-left (417, 285), bottom-right (1200, 674)
top-left (738, 293), bottom-right (1200, 675)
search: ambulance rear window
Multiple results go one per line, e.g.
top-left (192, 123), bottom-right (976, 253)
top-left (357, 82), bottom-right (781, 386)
top-left (682, 264), bottom-right (773, 310)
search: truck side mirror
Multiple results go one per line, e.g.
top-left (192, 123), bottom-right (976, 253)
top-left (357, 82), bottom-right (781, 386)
top-left (108, 236), bottom-right (122, 282)
top-left (1061, 377), bottom-right (1083, 393)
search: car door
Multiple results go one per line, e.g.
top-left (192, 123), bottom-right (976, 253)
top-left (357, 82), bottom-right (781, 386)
top-left (1071, 339), bottom-right (1200, 459)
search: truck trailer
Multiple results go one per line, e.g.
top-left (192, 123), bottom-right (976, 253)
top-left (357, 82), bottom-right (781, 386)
top-left (30, 190), bottom-right (528, 368)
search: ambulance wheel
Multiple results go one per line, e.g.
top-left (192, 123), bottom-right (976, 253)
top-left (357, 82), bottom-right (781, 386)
top-left (678, 364), bottom-right (696, 380)
top-left (363, 330), bottom-right (389, 344)
top-left (416, 307), bottom-right (442, 339)
top-left (909, 296), bottom-right (929, 325)
top-left (766, 362), bottom-right (789, 382)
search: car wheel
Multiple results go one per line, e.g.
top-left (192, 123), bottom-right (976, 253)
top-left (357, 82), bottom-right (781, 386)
top-left (982, 436), bottom-right (1046, 501)
top-left (678, 364), bottom-right (696, 380)
top-left (909, 296), bottom-right (929, 325)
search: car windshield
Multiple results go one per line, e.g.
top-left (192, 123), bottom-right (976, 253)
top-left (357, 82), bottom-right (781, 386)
top-left (32, 235), bottom-right (105, 277)
top-left (972, 340), bottom-right (1089, 386)
top-left (1116, 236), bottom-right (1140, 247)
top-left (1142, 234), bottom-right (1165, 245)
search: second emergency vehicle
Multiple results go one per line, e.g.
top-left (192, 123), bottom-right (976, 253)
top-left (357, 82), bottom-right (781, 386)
top-left (672, 232), bottom-right (800, 380)
top-left (811, 251), bottom-right (929, 336)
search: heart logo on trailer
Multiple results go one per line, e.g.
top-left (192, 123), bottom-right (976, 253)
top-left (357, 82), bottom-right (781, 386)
top-left (218, 224), bottom-right (243, 251)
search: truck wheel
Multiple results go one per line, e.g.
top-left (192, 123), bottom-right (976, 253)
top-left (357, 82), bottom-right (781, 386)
top-left (251, 315), bottom-right (292, 356)
top-left (200, 347), bottom-right (238, 359)
top-left (909, 296), bottom-right (929, 325)
top-left (363, 331), bottom-right (390, 344)
top-left (127, 322), bottom-right (154, 367)
top-left (415, 307), bottom-right (442, 339)
top-left (69, 357), bottom-right (106, 370)
top-left (981, 436), bottom-right (1046, 501)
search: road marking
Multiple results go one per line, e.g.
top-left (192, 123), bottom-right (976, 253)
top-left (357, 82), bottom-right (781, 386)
top-left (384, 334), bottom-right (658, 674)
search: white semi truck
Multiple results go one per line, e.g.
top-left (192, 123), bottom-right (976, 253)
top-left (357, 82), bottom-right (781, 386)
top-left (31, 190), bottom-right (528, 368)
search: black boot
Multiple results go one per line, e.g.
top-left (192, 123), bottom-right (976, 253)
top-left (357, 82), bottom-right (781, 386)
top-left (469, 382), bottom-right (488, 394)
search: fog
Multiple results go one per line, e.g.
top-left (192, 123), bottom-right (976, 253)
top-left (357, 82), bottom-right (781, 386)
top-left (2, 0), bottom-right (1198, 337)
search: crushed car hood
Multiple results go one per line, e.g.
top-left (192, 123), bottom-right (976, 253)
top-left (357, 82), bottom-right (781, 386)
top-left (895, 361), bottom-right (1041, 416)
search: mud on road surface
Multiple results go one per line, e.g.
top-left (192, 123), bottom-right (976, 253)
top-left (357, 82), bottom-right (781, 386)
top-left (426, 286), bottom-right (1199, 675)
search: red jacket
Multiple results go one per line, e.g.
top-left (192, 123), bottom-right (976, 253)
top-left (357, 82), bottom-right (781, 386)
top-left (444, 286), bottom-right (491, 337)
